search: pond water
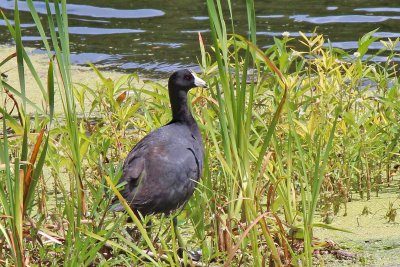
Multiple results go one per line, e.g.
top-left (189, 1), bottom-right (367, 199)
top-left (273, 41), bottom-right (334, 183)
top-left (0, 0), bottom-right (399, 78)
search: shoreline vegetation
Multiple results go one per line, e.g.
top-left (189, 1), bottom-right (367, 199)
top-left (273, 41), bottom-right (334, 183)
top-left (1, 0), bottom-right (399, 266)
top-left (2, 40), bottom-right (400, 265)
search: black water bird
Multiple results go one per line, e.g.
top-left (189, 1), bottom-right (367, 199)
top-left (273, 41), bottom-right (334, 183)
top-left (111, 70), bottom-right (207, 257)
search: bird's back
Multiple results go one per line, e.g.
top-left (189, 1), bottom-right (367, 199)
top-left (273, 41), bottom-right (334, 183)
top-left (112, 122), bottom-right (204, 215)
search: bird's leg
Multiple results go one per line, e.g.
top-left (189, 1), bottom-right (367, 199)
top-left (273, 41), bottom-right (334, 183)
top-left (127, 216), bottom-right (152, 242)
top-left (172, 217), bottom-right (201, 261)
top-left (145, 220), bottom-right (153, 236)
top-left (173, 216), bottom-right (185, 250)
top-left (145, 219), bottom-right (152, 240)
top-left (126, 226), bottom-right (141, 241)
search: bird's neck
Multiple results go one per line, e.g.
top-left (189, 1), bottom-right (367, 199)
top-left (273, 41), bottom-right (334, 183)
top-left (169, 90), bottom-right (196, 124)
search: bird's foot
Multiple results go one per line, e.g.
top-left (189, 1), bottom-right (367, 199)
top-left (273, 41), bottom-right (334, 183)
top-left (126, 226), bottom-right (142, 241)
top-left (177, 247), bottom-right (202, 262)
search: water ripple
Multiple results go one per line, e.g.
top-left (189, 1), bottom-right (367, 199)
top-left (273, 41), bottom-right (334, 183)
top-left (70, 53), bottom-right (122, 65)
top-left (121, 61), bottom-right (200, 73)
top-left (21, 36), bottom-right (44, 41)
top-left (0, 1), bottom-right (165, 19)
top-left (291, 14), bottom-right (400, 24)
top-left (257, 15), bottom-right (285, 19)
top-left (329, 41), bottom-right (400, 51)
top-left (327, 6), bottom-right (338, 11)
top-left (140, 42), bottom-right (183, 48)
top-left (256, 31), bottom-right (312, 37)
top-left (181, 29), bottom-right (210, 33)
top-left (372, 32), bottom-right (400, 38)
top-left (354, 7), bottom-right (400, 13)
top-left (68, 27), bottom-right (145, 35)
top-left (191, 16), bottom-right (209, 21)
top-left (0, 19), bottom-right (36, 28)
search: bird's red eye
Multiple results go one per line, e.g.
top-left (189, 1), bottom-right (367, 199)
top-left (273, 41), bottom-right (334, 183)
top-left (184, 74), bottom-right (192, 80)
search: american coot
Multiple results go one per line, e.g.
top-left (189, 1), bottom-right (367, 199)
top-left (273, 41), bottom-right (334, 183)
top-left (112, 70), bottom-right (207, 254)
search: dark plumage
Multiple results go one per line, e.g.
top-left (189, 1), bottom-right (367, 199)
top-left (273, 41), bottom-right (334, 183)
top-left (112, 69), bottom-right (207, 217)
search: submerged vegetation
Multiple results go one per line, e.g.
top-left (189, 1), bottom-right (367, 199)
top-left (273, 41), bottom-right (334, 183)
top-left (1, 0), bottom-right (399, 266)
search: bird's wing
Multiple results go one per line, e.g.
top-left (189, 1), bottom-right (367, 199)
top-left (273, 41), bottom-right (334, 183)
top-left (110, 140), bottom-right (147, 211)
top-left (129, 145), bottom-right (200, 214)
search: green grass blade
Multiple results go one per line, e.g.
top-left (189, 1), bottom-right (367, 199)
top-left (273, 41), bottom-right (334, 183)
top-left (26, 0), bottom-right (52, 54)
top-left (13, 157), bottom-right (24, 266)
top-left (14, 0), bottom-right (26, 111)
top-left (48, 59), bottom-right (55, 122)
top-left (0, 10), bottom-right (47, 100)
top-left (0, 106), bottom-right (24, 135)
top-left (245, 0), bottom-right (257, 45)
top-left (309, 109), bottom-right (339, 223)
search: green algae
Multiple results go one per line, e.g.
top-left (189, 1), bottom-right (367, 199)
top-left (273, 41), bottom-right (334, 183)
top-left (315, 187), bottom-right (400, 266)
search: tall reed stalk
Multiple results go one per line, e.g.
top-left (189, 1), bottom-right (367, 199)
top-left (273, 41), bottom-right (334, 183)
top-left (204, 1), bottom-right (341, 265)
top-left (205, 0), bottom-right (289, 265)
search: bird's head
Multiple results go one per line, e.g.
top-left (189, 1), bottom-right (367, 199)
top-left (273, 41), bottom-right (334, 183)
top-left (168, 69), bottom-right (207, 92)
